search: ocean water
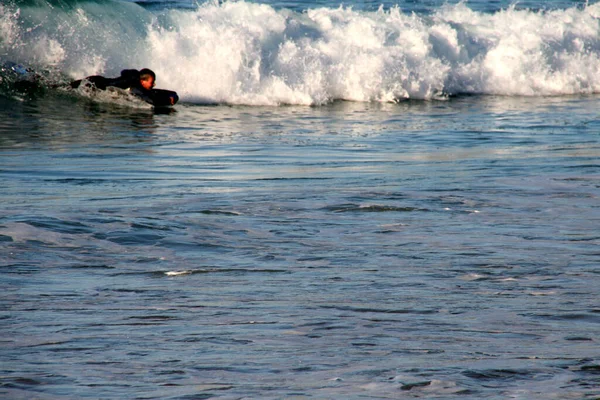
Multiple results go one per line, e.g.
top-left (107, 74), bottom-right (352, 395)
top-left (1, 0), bottom-right (600, 399)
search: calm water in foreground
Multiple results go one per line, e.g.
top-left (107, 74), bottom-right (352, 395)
top-left (1, 91), bottom-right (599, 399)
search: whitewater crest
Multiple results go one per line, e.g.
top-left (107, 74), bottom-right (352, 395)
top-left (1, 0), bottom-right (600, 105)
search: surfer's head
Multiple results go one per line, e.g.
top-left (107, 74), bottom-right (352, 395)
top-left (139, 68), bottom-right (156, 90)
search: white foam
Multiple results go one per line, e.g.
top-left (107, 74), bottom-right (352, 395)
top-left (148, 1), bottom-right (600, 104)
top-left (3, 1), bottom-right (600, 105)
top-left (0, 5), bottom-right (19, 49)
top-left (165, 270), bottom-right (192, 276)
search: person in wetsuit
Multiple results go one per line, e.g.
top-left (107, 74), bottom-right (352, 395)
top-left (71, 68), bottom-right (178, 106)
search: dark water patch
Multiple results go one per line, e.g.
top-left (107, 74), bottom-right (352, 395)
top-left (43, 178), bottom-right (111, 186)
top-left (310, 324), bottom-right (355, 332)
top-left (84, 361), bottom-right (127, 366)
top-left (156, 370), bottom-right (186, 376)
top-left (24, 239), bottom-right (49, 247)
top-left (400, 380), bottom-right (432, 390)
top-left (86, 194), bottom-right (166, 203)
top-left (526, 313), bottom-right (600, 323)
top-left (522, 234), bottom-right (598, 243)
top-left (565, 236), bottom-right (600, 242)
top-left (25, 340), bottom-right (72, 348)
top-left (191, 366), bottom-right (264, 374)
top-left (319, 305), bottom-right (438, 315)
top-left (465, 263), bottom-right (520, 270)
top-left (19, 217), bottom-right (92, 234)
top-left (254, 176), bottom-right (333, 181)
top-left (94, 231), bottom-right (165, 245)
top-left (119, 321), bottom-right (174, 327)
top-left (322, 203), bottom-right (427, 213)
top-left (0, 234), bottom-right (14, 242)
top-left (84, 321), bottom-right (171, 327)
top-left (455, 329), bottom-right (544, 340)
top-left (177, 336), bottom-right (253, 345)
top-left (85, 383), bottom-right (135, 389)
top-left (84, 216), bottom-right (124, 224)
top-left (462, 368), bottom-right (539, 381)
top-left (298, 321), bottom-right (330, 328)
top-left (155, 240), bottom-right (218, 253)
top-left (347, 191), bottom-right (409, 201)
top-left (127, 315), bottom-right (180, 321)
top-left (580, 364), bottom-right (600, 373)
top-left (566, 164), bottom-right (600, 169)
top-left (45, 346), bottom-right (109, 353)
top-left (195, 210), bottom-right (241, 216)
top-left (66, 264), bottom-right (114, 270)
top-left (167, 394), bottom-right (223, 400)
top-left (38, 292), bottom-right (81, 298)
top-left (133, 257), bottom-right (166, 264)
top-left (391, 348), bottom-right (445, 355)
top-left (0, 264), bottom-right (40, 274)
top-left (351, 342), bottom-right (378, 347)
top-left (130, 222), bottom-right (181, 231)
top-left (2, 377), bottom-right (44, 386)
top-left (296, 256), bottom-right (327, 262)
top-left (106, 287), bottom-right (154, 294)
top-left (156, 239), bottom-right (233, 252)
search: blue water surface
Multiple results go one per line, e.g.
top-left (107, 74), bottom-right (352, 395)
top-left (1, 0), bottom-right (599, 399)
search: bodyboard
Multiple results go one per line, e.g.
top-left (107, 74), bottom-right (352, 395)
top-left (147, 88), bottom-right (179, 107)
top-left (129, 86), bottom-right (178, 107)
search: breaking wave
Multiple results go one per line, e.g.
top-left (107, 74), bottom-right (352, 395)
top-left (1, 0), bottom-right (600, 105)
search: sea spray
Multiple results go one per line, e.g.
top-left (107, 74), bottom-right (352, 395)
top-left (1, 0), bottom-right (600, 105)
top-left (0, 0), bottom-right (153, 78)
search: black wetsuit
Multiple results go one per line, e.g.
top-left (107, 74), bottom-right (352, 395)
top-left (70, 69), bottom-right (178, 106)
top-left (70, 69), bottom-right (141, 91)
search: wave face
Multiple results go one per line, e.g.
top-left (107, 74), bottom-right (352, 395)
top-left (2, 0), bottom-right (600, 105)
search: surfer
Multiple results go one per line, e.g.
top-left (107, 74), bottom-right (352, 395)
top-left (70, 68), bottom-right (178, 106)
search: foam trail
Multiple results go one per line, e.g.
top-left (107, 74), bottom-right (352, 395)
top-left (2, 0), bottom-right (600, 105)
